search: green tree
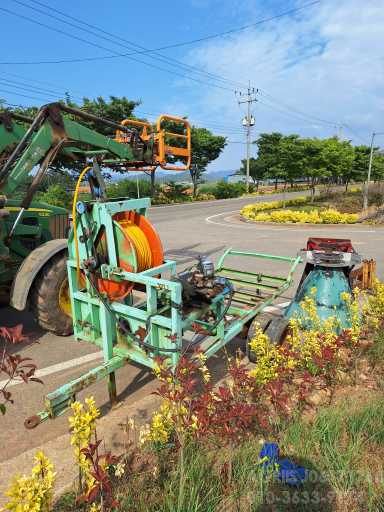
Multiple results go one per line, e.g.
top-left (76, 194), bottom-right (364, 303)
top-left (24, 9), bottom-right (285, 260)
top-left (300, 138), bottom-right (329, 198)
top-left (107, 178), bottom-right (155, 199)
top-left (254, 132), bottom-right (284, 189)
top-left (238, 157), bottom-right (266, 190)
top-left (189, 127), bottom-right (227, 196)
top-left (352, 145), bottom-right (384, 184)
top-left (67, 95), bottom-right (139, 137)
top-left (278, 134), bottom-right (305, 188)
top-left (253, 133), bottom-right (304, 190)
top-left (36, 184), bottom-right (71, 209)
top-left (318, 137), bottom-right (355, 191)
top-left (8, 96), bottom-right (140, 177)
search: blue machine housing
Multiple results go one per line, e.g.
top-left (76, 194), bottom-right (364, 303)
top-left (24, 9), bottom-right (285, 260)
top-left (283, 238), bottom-right (362, 331)
top-left (284, 268), bottom-right (353, 330)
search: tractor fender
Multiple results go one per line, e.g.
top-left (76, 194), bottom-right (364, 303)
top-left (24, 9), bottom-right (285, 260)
top-left (10, 239), bottom-right (68, 311)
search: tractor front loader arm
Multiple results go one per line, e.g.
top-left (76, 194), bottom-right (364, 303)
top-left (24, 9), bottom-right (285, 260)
top-left (0, 102), bottom-right (191, 201)
top-left (0, 103), bottom-right (143, 197)
top-left (0, 111), bottom-right (31, 164)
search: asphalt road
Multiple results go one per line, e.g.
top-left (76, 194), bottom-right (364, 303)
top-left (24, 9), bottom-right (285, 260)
top-left (1, 192), bottom-right (383, 462)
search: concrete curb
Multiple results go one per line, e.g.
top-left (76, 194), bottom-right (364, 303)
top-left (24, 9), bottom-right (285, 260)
top-left (0, 393), bottom-right (161, 505)
top-left (238, 214), bottom-right (382, 228)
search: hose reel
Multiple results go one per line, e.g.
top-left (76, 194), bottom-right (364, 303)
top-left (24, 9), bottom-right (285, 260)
top-left (94, 210), bottom-right (163, 301)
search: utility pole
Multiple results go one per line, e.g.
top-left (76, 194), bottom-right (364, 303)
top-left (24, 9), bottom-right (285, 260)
top-left (236, 84), bottom-right (257, 193)
top-left (363, 131), bottom-right (384, 210)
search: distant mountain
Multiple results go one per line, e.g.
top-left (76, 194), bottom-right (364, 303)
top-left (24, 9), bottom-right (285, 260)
top-left (109, 169), bottom-right (237, 184)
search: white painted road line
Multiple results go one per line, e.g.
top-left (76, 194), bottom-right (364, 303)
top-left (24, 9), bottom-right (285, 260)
top-left (0, 351), bottom-right (103, 389)
top-left (205, 210), bottom-right (247, 227)
top-left (1, 302), bottom-right (292, 389)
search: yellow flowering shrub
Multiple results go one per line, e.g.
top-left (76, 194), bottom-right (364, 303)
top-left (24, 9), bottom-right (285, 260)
top-left (249, 208), bottom-right (358, 224)
top-left (241, 196), bottom-right (308, 219)
top-left (363, 278), bottom-right (384, 330)
top-left (248, 290), bottom-right (343, 384)
top-left (143, 401), bottom-right (174, 444)
top-left (69, 397), bottom-right (100, 491)
top-left (341, 288), bottom-right (363, 343)
top-left (248, 324), bottom-right (283, 384)
top-left (196, 351), bottom-right (211, 383)
top-left (3, 451), bottom-right (55, 512)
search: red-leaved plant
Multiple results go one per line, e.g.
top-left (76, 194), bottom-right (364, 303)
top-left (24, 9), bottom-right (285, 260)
top-left (77, 437), bottom-right (120, 510)
top-left (0, 325), bottom-right (42, 415)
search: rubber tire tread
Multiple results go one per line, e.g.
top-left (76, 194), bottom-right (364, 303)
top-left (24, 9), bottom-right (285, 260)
top-left (264, 317), bottom-right (290, 346)
top-left (30, 251), bottom-right (73, 336)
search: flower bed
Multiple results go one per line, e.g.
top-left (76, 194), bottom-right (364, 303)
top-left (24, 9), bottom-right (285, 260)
top-left (251, 208), bottom-right (359, 224)
top-left (241, 197), bottom-right (359, 224)
top-left (241, 196), bottom-right (309, 218)
top-left (4, 280), bottom-right (384, 511)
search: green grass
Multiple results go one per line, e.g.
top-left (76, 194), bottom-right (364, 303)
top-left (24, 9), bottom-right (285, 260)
top-left (368, 331), bottom-right (384, 372)
top-left (281, 396), bottom-right (384, 511)
top-left (54, 394), bottom-right (384, 511)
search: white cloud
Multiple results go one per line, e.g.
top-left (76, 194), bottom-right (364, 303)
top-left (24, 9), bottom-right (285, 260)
top-left (173, 0), bottom-right (384, 171)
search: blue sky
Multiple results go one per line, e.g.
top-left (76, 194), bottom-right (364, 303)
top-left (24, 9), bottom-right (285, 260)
top-left (0, 0), bottom-right (383, 172)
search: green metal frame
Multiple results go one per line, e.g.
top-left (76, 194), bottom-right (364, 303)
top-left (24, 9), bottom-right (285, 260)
top-left (0, 114), bottom-right (69, 289)
top-left (30, 197), bottom-right (301, 426)
top-left (1, 117), bottom-right (147, 196)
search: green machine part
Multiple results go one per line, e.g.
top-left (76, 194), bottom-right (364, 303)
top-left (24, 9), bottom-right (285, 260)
top-left (0, 103), bottom-right (190, 324)
top-left (0, 199), bottom-right (68, 287)
top-left (0, 102), bottom-right (154, 293)
top-left (0, 112), bottom-right (69, 291)
top-left (26, 195), bottom-right (301, 428)
top-left (0, 103), bottom-right (153, 198)
top-left (0, 113), bottom-right (29, 160)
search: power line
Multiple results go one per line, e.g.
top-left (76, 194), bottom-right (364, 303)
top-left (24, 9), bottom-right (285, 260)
top-left (257, 98), bottom-right (335, 127)
top-left (1, 1), bottom-right (333, 132)
top-left (20, 0), bottom-right (247, 90)
top-left (0, 0), bottom-right (336, 137)
top-left (258, 90), bottom-right (337, 126)
top-left (0, 77), bottom-right (81, 102)
top-left (0, 70), bottom-right (86, 97)
top-left (149, 1), bottom-right (321, 50)
top-left (0, 87), bottom-right (58, 102)
top-left (135, 107), bottom-right (245, 132)
top-left (9, 0), bottom-right (245, 91)
top-left (0, 6), bottom-right (235, 93)
top-left (0, 82), bottom-right (245, 136)
top-left (0, 0), bottom-right (321, 67)
top-left (342, 124), bottom-right (370, 145)
top-left (3, 76), bottom-right (369, 144)
top-left (0, 78), bottom-right (244, 134)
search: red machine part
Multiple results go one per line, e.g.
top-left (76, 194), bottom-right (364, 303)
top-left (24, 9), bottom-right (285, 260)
top-left (306, 238), bottom-right (354, 253)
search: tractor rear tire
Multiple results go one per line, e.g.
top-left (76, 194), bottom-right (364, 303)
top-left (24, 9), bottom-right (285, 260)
top-left (31, 252), bottom-right (73, 336)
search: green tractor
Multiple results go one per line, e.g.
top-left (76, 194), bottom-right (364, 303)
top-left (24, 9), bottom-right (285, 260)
top-left (0, 103), bottom-right (190, 335)
top-left (0, 111), bottom-right (72, 334)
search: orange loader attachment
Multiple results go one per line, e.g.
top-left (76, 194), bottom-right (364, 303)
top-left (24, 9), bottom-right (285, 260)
top-left (115, 115), bottom-right (191, 171)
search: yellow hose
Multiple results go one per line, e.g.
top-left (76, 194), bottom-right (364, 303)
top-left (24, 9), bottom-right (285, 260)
top-left (72, 165), bottom-right (92, 284)
top-left (72, 169), bottom-right (153, 292)
top-left (119, 220), bottom-right (153, 271)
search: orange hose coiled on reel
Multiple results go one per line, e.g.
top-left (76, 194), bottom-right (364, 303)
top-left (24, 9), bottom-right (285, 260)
top-left (119, 220), bottom-right (153, 272)
top-left (97, 210), bottom-right (164, 301)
